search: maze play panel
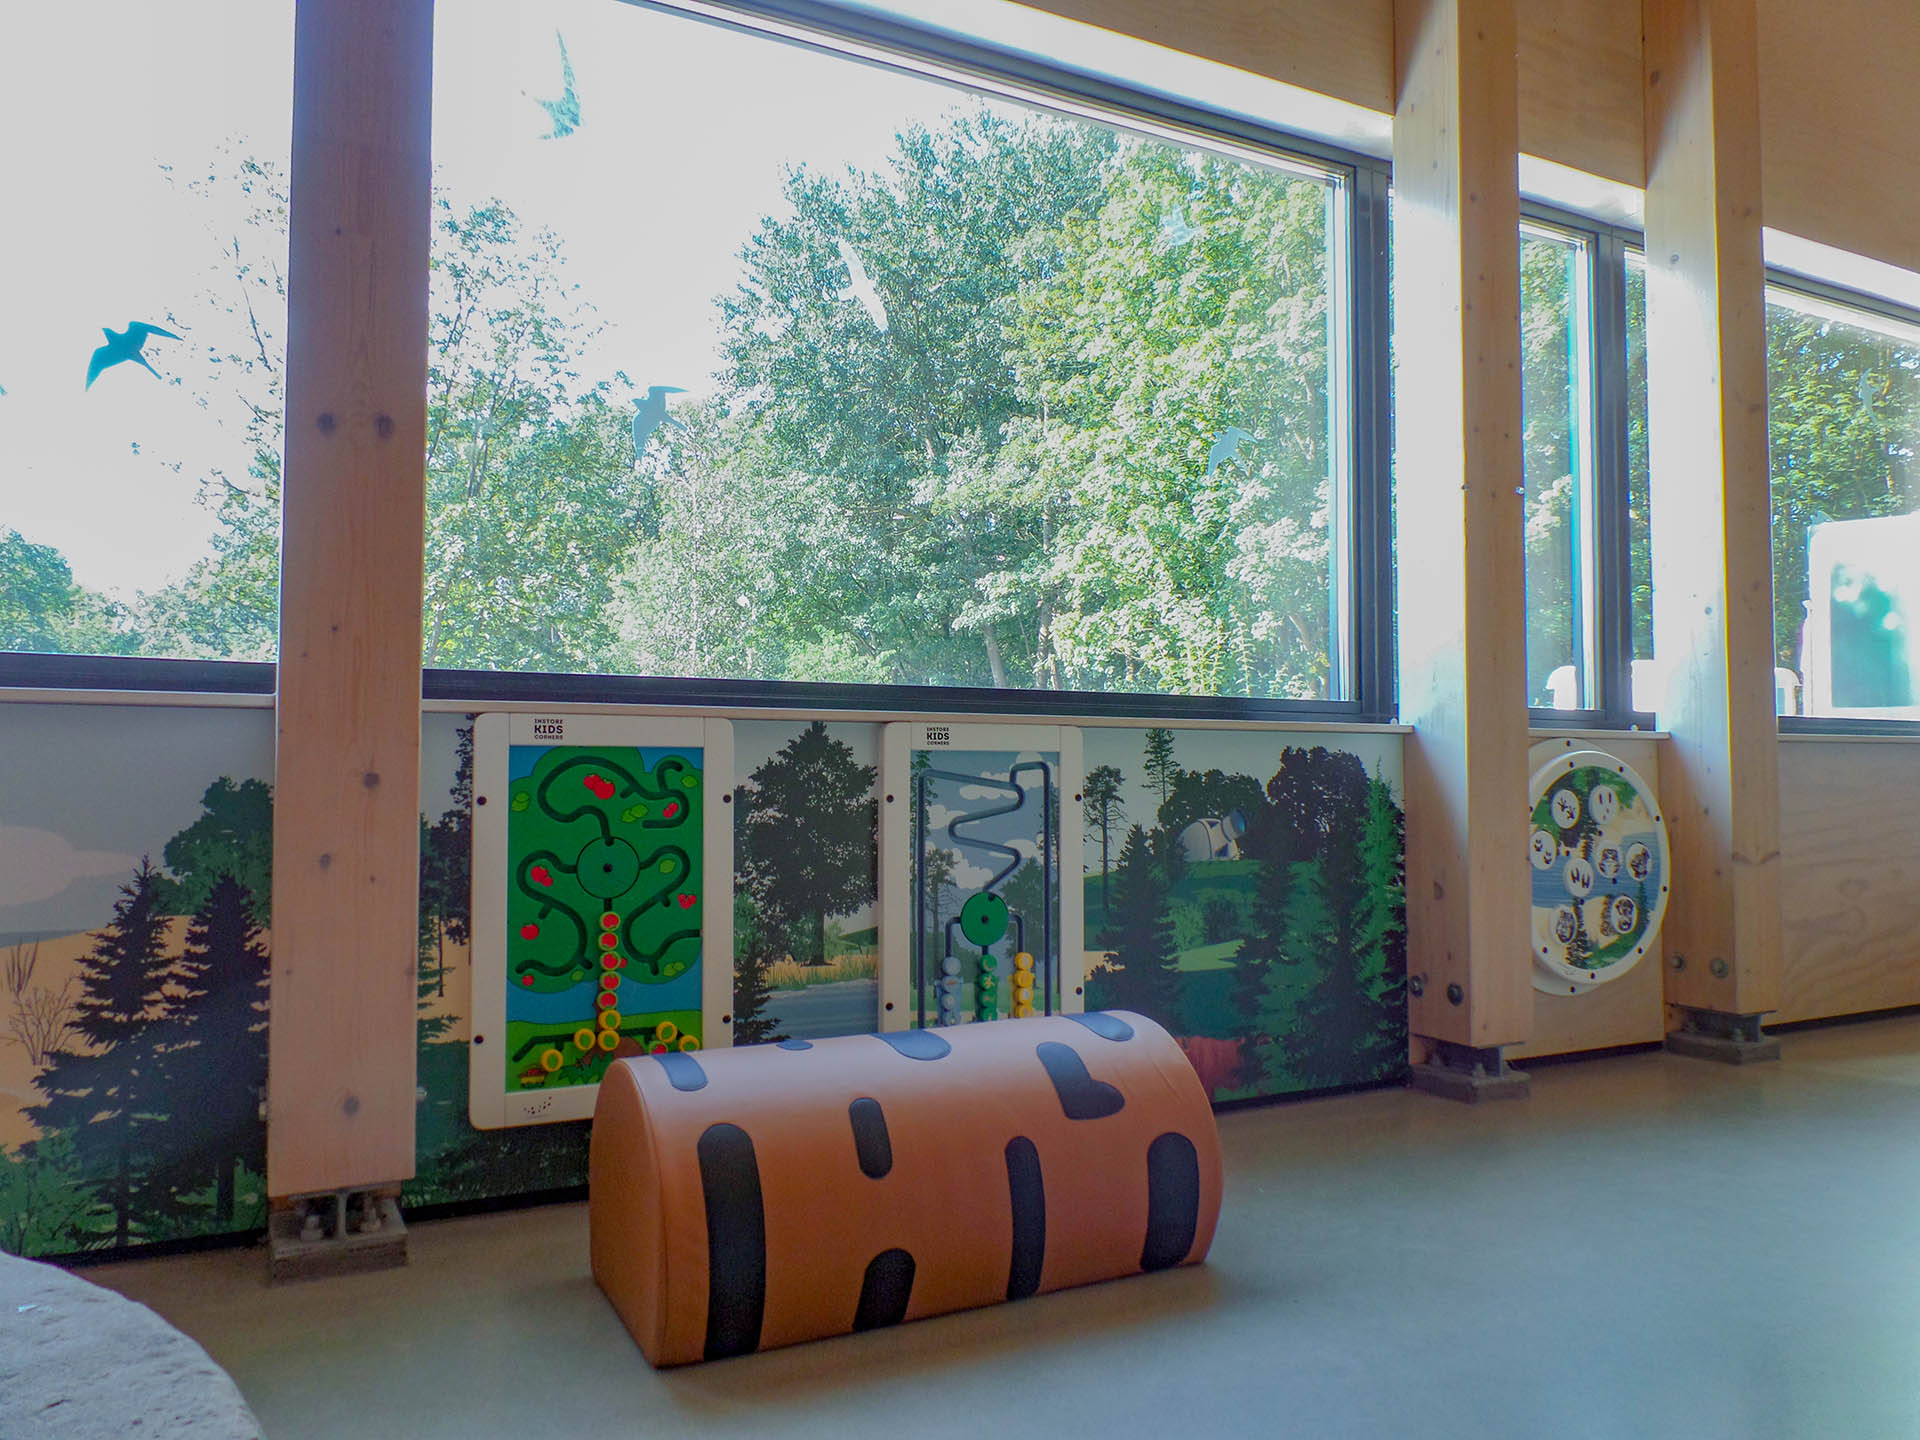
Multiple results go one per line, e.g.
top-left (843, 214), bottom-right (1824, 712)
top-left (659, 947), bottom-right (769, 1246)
top-left (878, 723), bottom-right (1083, 1031)
top-left (471, 714), bottom-right (733, 1128)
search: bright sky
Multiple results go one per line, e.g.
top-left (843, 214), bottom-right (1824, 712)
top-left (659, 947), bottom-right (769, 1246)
top-left (0, 0), bottom-right (984, 598)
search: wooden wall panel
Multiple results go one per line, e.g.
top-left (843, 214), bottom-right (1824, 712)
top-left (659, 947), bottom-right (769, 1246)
top-left (1022, 0), bottom-right (1920, 275)
top-left (1777, 741), bottom-right (1920, 1025)
top-left (1393, 0), bottom-right (1534, 1050)
top-left (1518, 0), bottom-right (1645, 186)
top-left (1018, 0), bottom-right (1394, 112)
top-left (1021, 0), bottom-right (1643, 184)
top-left (268, 0), bottom-right (433, 1197)
top-left (1759, 0), bottom-right (1920, 276)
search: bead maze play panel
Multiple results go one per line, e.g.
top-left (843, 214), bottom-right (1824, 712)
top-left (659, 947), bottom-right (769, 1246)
top-left (878, 724), bottom-right (1083, 1031)
top-left (470, 714), bottom-right (733, 1128)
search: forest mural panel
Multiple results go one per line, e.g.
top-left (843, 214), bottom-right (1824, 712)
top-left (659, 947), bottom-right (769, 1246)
top-left (729, 720), bottom-right (881, 1046)
top-left (1, 705), bottom-right (1403, 1259)
top-left (1079, 727), bottom-right (1407, 1101)
top-left (0, 704), bottom-right (274, 1257)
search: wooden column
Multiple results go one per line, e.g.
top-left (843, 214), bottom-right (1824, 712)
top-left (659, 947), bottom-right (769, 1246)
top-left (1393, 0), bottom-right (1534, 1090)
top-left (1642, 0), bottom-right (1784, 1051)
top-left (269, 0), bottom-right (434, 1196)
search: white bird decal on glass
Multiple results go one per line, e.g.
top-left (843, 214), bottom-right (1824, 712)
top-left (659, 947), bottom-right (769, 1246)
top-left (834, 239), bottom-right (889, 333)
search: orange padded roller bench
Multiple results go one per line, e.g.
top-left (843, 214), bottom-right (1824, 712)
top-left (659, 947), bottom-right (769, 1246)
top-left (589, 1010), bottom-right (1222, 1365)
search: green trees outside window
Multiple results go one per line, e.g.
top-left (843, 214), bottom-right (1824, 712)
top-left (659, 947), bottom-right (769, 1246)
top-left (1763, 291), bottom-right (1920, 716)
top-left (4, 4), bottom-right (1349, 704)
top-left (1519, 227), bottom-right (1592, 708)
top-left (1624, 275), bottom-right (1920, 718)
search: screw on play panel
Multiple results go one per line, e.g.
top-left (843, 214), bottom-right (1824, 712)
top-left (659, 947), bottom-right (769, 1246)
top-left (1710, 957), bottom-right (1729, 978)
top-left (1446, 983), bottom-right (1464, 1005)
top-left (1670, 953), bottom-right (1685, 970)
top-left (1408, 974), bottom-right (1426, 998)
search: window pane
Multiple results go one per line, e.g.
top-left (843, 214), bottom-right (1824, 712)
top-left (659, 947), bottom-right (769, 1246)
top-left (1520, 229), bottom-right (1591, 707)
top-left (427, 2), bottom-right (1346, 699)
top-left (1767, 289), bottom-right (1920, 719)
top-left (0, 4), bottom-right (292, 661)
top-left (1625, 250), bottom-right (1655, 708)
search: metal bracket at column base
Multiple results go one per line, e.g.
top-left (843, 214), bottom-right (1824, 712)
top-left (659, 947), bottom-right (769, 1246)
top-left (268, 1187), bottom-right (408, 1283)
top-left (1408, 1040), bottom-right (1531, 1103)
top-left (1665, 1007), bottom-right (1782, 1064)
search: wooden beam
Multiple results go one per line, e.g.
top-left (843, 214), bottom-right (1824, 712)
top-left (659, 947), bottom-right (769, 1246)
top-left (1392, 0), bottom-right (1533, 1052)
top-left (1758, 0), bottom-right (1920, 277)
top-left (1642, 0), bottom-right (1783, 1021)
top-left (1518, 0), bottom-right (1645, 187)
top-left (268, 0), bottom-right (433, 1196)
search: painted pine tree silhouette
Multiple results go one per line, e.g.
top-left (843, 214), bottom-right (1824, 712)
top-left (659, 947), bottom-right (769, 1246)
top-left (159, 874), bottom-right (269, 1225)
top-left (420, 725), bottom-right (473, 999)
top-left (729, 890), bottom-right (786, 1046)
top-left (1342, 775), bottom-right (1407, 1079)
top-left (1082, 764), bottom-right (1126, 912)
top-left (30, 858), bottom-right (176, 1248)
top-left (1141, 728), bottom-right (1178, 807)
top-left (1254, 856), bottom-right (1339, 1090)
top-left (1104, 825), bottom-right (1180, 1024)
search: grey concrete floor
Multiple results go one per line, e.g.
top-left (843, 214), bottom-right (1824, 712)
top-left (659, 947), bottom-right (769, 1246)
top-left (89, 1014), bottom-right (1920, 1440)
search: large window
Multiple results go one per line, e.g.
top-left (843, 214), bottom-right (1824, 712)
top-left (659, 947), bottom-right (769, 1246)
top-left (424, 0), bottom-right (1359, 703)
top-left (1513, 213), bottom-right (1649, 722)
top-left (1766, 287), bottom-right (1920, 720)
top-left (0, 2), bottom-right (292, 663)
top-left (1520, 224), bottom-right (1596, 709)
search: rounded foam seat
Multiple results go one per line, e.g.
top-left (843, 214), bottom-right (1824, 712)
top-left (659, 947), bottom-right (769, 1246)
top-left (589, 1010), bottom-right (1221, 1365)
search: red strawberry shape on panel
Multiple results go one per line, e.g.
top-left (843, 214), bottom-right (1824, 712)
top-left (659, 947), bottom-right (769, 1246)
top-left (677, 893), bottom-right (696, 909)
top-left (520, 923), bottom-right (539, 940)
top-left (591, 778), bottom-right (616, 800)
top-left (662, 801), bottom-right (680, 819)
top-left (530, 865), bottom-right (553, 887)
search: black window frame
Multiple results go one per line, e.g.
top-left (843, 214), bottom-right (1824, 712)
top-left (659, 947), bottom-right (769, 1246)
top-left (0, 0), bottom-right (1399, 726)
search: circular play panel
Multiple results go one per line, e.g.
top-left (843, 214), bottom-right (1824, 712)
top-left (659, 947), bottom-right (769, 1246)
top-left (1527, 746), bottom-right (1670, 995)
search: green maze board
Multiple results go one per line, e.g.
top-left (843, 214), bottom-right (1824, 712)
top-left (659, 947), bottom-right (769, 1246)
top-left (470, 714), bottom-right (733, 1128)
